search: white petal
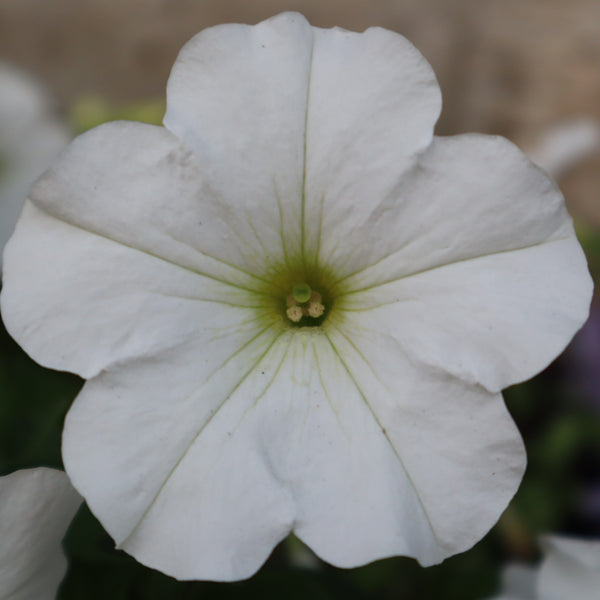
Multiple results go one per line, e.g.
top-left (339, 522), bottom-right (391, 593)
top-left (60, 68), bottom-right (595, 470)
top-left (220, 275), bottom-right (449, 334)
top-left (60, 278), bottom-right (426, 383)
top-left (327, 134), bottom-right (580, 283)
top-left (527, 118), bottom-right (600, 178)
top-left (20, 120), bottom-right (282, 278)
top-left (302, 25), bottom-right (441, 266)
top-left (1, 140), bottom-right (272, 379)
top-left (325, 321), bottom-right (525, 561)
top-left (0, 64), bottom-right (51, 143)
top-left (63, 330), bottom-right (294, 581)
top-left (270, 332), bottom-right (444, 568)
top-left (164, 12), bottom-right (315, 266)
top-left (343, 235), bottom-right (591, 393)
top-left (0, 468), bottom-right (81, 600)
top-left (340, 136), bottom-right (592, 392)
top-left (537, 536), bottom-right (600, 600)
top-left (164, 13), bottom-right (441, 271)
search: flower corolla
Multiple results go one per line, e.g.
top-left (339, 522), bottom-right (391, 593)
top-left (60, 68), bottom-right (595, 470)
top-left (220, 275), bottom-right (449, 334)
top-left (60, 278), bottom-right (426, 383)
top-left (0, 468), bottom-right (81, 599)
top-left (0, 12), bottom-right (592, 582)
top-left (488, 535), bottom-right (600, 600)
top-left (0, 63), bottom-right (69, 261)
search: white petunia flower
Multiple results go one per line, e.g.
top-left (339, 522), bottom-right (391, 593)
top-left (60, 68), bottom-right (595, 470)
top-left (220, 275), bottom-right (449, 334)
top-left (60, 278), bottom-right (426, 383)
top-left (0, 468), bottom-right (81, 599)
top-left (0, 63), bottom-right (70, 262)
top-left (489, 535), bottom-right (600, 600)
top-left (0, 12), bottom-right (593, 581)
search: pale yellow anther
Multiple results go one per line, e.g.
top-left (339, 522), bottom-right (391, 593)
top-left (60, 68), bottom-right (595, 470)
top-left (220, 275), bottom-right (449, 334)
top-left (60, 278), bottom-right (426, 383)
top-left (306, 301), bottom-right (325, 318)
top-left (286, 305), bottom-right (303, 322)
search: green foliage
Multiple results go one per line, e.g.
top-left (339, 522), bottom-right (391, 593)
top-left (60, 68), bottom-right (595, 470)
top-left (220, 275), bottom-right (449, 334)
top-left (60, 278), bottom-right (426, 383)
top-left (0, 319), bottom-right (81, 473)
top-left (69, 96), bottom-right (165, 134)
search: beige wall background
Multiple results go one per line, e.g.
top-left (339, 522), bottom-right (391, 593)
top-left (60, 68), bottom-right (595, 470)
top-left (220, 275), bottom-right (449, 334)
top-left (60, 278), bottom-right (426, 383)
top-left (2, 0), bottom-right (599, 223)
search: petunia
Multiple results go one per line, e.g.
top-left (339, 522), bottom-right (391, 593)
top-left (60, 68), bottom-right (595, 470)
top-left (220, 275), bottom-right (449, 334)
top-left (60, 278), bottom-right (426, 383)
top-left (0, 12), bottom-right (592, 581)
top-left (0, 468), bottom-right (81, 599)
top-left (0, 63), bottom-right (69, 261)
top-left (488, 535), bottom-right (600, 600)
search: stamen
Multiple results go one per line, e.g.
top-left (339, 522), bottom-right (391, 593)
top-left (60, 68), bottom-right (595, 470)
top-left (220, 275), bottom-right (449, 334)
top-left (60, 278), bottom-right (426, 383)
top-left (286, 305), bottom-right (303, 322)
top-left (306, 291), bottom-right (324, 318)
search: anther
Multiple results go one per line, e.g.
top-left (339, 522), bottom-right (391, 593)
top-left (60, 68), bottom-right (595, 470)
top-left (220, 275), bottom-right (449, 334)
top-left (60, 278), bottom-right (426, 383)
top-left (286, 305), bottom-right (303, 322)
top-left (306, 291), bottom-right (324, 318)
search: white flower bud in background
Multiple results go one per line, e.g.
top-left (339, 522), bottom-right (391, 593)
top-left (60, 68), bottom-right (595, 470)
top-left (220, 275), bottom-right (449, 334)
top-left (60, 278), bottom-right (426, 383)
top-left (0, 63), bottom-right (70, 267)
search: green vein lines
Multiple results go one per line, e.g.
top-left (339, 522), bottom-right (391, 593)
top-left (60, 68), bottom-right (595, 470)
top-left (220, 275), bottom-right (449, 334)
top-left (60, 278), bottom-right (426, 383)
top-left (119, 325), bottom-right (286, 547)
top-left (336, 235), bottom-right (573, 294)
top-left (33, 202), bottom-right (268, 295)
top-left (300, 36), bottom-right (315, 265)
top-left (323, 329), bottom-right (441, 545)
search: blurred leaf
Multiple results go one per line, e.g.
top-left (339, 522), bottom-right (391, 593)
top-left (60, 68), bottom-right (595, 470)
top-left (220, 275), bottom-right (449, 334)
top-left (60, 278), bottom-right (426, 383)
top-left (69, 95), bottom-right (165, 134)
top-left (0, 317), bottom-right (81, 473)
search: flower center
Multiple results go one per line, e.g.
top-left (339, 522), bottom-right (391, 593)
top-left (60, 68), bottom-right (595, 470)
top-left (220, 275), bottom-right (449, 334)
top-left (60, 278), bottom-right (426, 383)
top-left (286, 283), bottom-right (325, 323)
top-left (257, 261), bottom-right (341, 329)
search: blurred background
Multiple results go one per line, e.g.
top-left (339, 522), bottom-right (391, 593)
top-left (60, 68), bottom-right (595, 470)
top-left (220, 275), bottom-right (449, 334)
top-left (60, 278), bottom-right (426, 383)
top-left (1, 1), bottom-right (599, 598)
